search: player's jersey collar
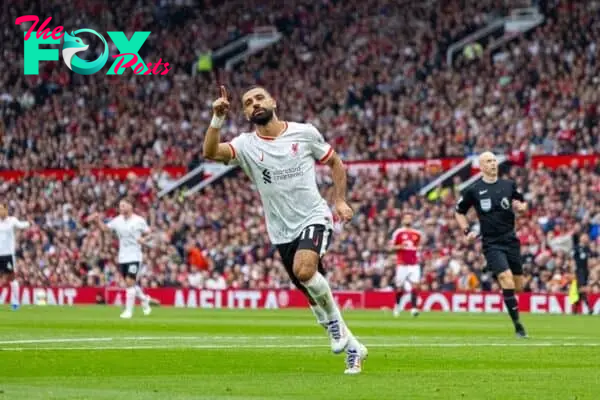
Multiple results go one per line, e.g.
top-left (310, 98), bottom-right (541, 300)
top-left (255, 121), bottom-right (288, 141)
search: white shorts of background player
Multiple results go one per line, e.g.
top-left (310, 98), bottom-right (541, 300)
top-left (395, 265), bottom-right (421, 291)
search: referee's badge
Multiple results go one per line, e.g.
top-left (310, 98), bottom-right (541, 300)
top-left (480, 198), bottom-right (492, 211)
top-left (501, 197), bottom-right (510, 210)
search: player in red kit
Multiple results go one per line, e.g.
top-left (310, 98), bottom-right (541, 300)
top-left (390, 213), bottom-right (423, 317)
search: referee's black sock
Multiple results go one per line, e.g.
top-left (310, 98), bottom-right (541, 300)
top-left (579, 292), bottom-right (590, 312)
top-left (502, 289), bottom-right (520, 326)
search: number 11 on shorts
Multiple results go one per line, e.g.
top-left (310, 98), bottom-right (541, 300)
top-left (302, 226), bottom-right (315, 240)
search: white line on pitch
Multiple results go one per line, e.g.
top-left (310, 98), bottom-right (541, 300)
top-left (1, 335), bottom-right (593, 345)
top-left (120, 336), bottom-right (324, 341)
top-left (2, 343), bottom-right (600, 351)
top-left (0, 337), bottom-right (113, 345)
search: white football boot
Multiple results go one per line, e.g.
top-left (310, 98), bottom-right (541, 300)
top-left (120, 310), bottom-right (133, 319)
top-left (344, 342), bottom-right (368, 375)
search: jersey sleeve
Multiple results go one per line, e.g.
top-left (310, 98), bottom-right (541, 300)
top-left (511, 181), bottom-right (525, 201)
top-left (307, 124), bottom-right (334, 164)
top-left (140, 218), bottom-right (151, 233)
top-left (11, 217), bottom-right (30, 230)
top-left (391, 229), bottom-right (407, 245)
top-left (226, 135), bottom-right (245, 167)
top-left (455, 188), bottom-right (474, 214)
top-left (106, 217), bottom-right (118, 231)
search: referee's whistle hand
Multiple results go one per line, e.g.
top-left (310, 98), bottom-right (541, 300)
top-left (465, 231), bottom-right (478, 244)
top-left (512, 200), bottom-right (527, 213)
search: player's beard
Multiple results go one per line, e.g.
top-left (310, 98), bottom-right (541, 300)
top-left (250, 108), bottom-right (274, 125)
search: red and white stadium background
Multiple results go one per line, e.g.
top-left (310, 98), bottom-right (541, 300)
top-left (0, 154), bottom-right (598, 182)
top-left (2, 287), bottom-right (599, 315)
top-left (1, 154), bottom-right (598, 314)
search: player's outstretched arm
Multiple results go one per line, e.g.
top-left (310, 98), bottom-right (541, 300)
top-left (13, 217), bottom-right (31, 230)
top-left (88, 212), bottom-right (110, 232)
top-left (325, 152), bottom-right (353, 222)
top-left (203, 85), bottom-right (234, 164)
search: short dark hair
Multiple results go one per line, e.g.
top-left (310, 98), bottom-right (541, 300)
top-left (242, 85), bottom-right (271, 98)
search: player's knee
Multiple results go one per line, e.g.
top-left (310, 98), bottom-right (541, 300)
top-left (294, 263), bottom-right (317, 282)
top-left (513, 277), bottom-right (524, 293)
top-left (293, 250), bottom-right (319, 282)
top-left (497, 270), bottom-right (515, 289)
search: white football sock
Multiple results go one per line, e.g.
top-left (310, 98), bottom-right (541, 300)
top-left (125, 287), bottom-right (136, 313)
top-left (10, 280), bottom-right (20, 306)
top-left (135, 285), bottom-right (149, 304)
top-left (304, 272), bottom-right (342, 322)
top-left (346, 331), bottom-right (361, 351)
top-left (310, 304), bottom-right (328, 328)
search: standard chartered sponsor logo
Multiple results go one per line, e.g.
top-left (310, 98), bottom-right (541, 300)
top-left (272, 166), bottom-right (302, 181)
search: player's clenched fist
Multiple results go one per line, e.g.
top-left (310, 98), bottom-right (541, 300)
top-left (212, 85), bottom-right (230, 118)
top-left (334, 200), bottom-right (354, 222)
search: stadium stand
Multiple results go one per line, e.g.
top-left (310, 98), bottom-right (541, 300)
top-left (3, 158), bottom-right (598, 293)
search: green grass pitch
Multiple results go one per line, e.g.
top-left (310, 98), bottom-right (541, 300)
top-left (0, 306), bottom-right (598, 400)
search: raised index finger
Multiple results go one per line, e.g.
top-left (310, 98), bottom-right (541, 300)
top-left (219, 85), bottom-right (228, 99)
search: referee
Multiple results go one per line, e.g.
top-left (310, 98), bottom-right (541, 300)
top-left (454, 152), bottom-right (528, 338)
top-left (572, 233), bottom-right (594, 315)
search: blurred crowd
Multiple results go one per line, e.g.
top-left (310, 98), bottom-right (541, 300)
top-left (4, 0), bottom-right (598, 172)
top-left (4, 159), bottom-right (599, 294)
top-left (1, 0), bottom-right (600, 294)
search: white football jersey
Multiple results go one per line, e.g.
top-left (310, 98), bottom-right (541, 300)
top-left (0, 217), bottom-right (30, 256)
top-left (106, 214), bottom-right (150, 263)
top-left (228, 121), bottom-right (334, 244)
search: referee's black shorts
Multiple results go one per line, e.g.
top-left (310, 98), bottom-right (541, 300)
top-left (483, 236), bottom-right (523, 277)
top-left (576, 270), bottom-right (589, 287)
top-left (276, 224), bottom-right (332, 289)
